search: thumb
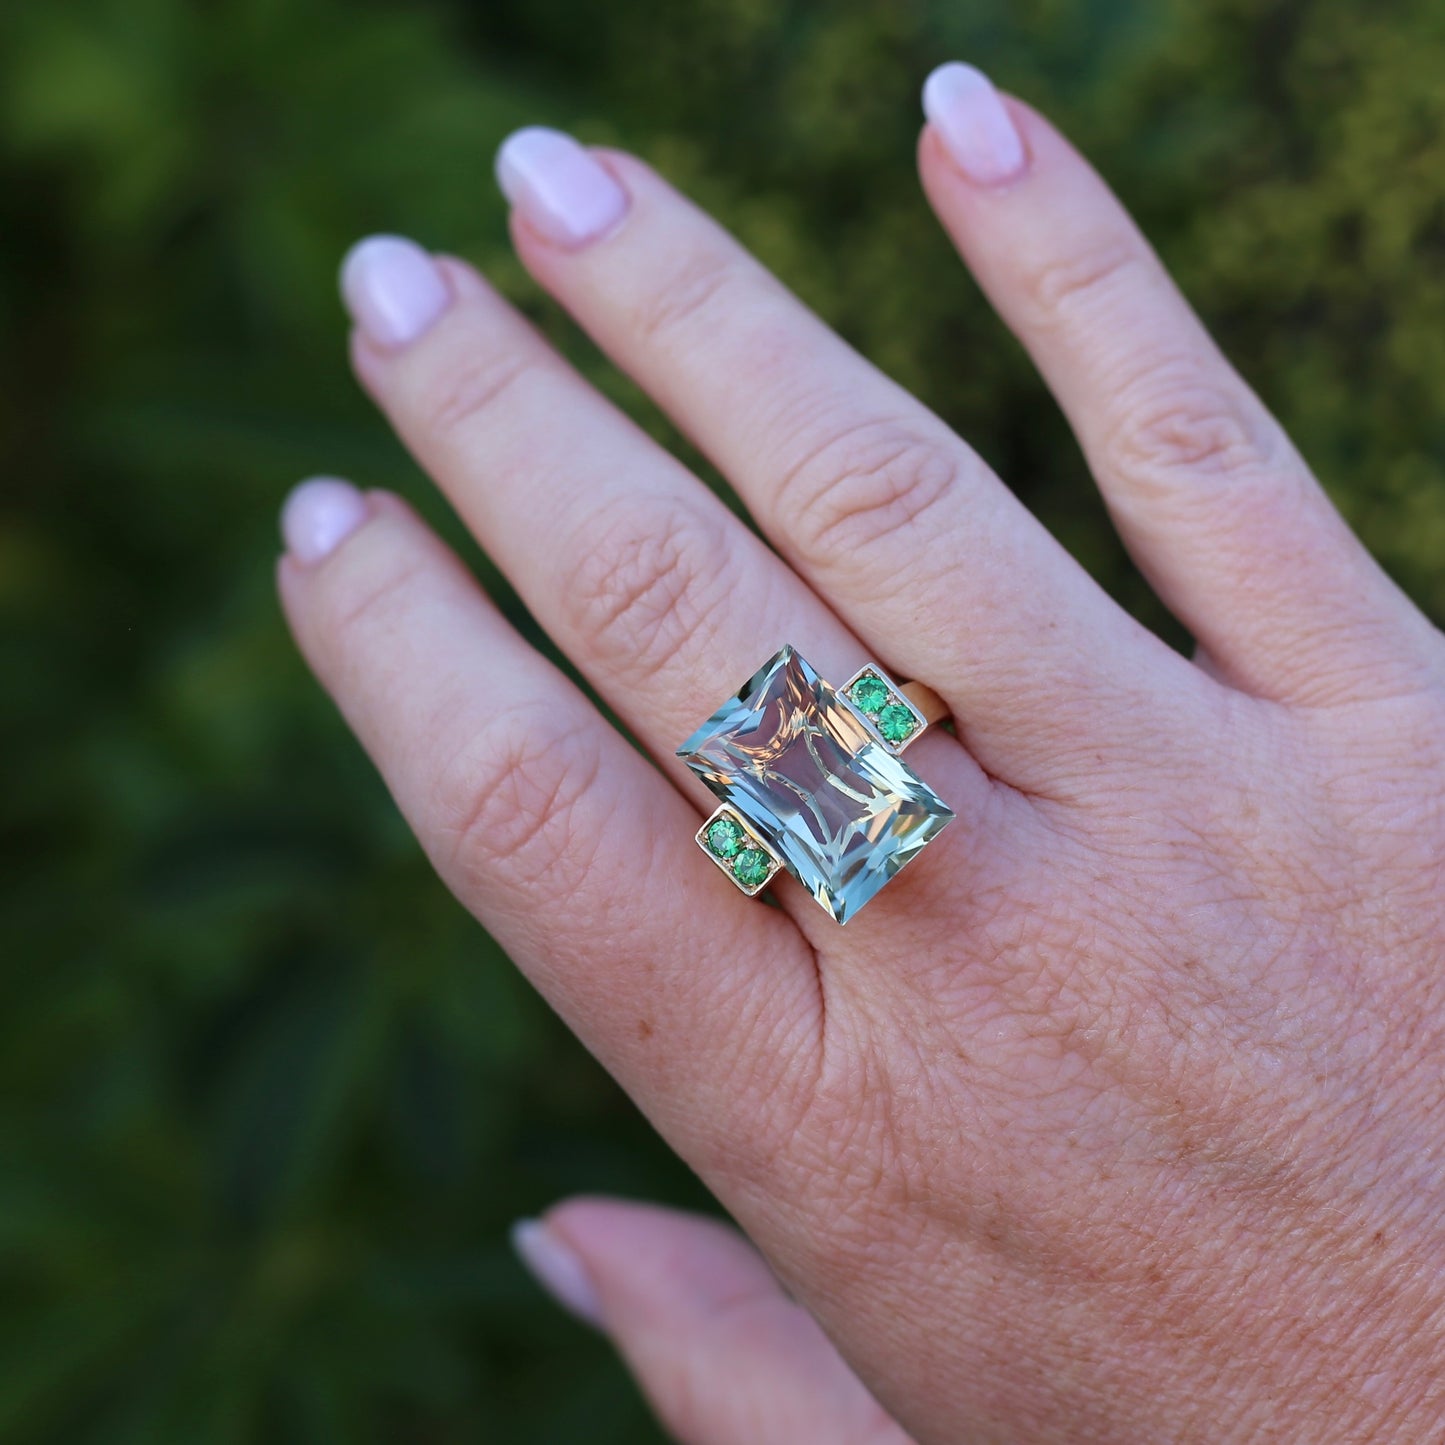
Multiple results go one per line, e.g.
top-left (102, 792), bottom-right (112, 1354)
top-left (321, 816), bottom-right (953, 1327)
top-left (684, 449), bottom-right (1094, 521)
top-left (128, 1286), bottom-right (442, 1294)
top-left (512, 1196), bottom-right (911, 1445)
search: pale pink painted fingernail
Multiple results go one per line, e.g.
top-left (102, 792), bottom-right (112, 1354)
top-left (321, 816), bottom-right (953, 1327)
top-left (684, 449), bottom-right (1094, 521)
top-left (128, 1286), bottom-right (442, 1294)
top-left (922, 62), bottom-right (1028, 187)
top-left (280, 477), bottom-right (370, 564)
top-left (511, 1218), bottom-right (605, 1328)
top-left (495, 127), bottom-right (630, 249)
top-left (340, 235), bottom-right (452, 349)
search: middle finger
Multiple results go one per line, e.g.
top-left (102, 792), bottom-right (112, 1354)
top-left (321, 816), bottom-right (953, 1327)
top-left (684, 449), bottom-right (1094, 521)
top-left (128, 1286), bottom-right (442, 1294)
top-left (498, 130), bottom-right (1208, 794)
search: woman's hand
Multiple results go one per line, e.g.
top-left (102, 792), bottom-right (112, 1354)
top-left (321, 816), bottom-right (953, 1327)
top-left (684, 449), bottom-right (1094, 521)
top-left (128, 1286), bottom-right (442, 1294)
top-left (277, 64), bottom-right (1445, 1443)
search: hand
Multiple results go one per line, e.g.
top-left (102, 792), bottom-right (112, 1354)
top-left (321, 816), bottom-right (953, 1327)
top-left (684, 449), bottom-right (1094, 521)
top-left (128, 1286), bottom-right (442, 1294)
top-left (277, 64), bottom-right (1445, 1443)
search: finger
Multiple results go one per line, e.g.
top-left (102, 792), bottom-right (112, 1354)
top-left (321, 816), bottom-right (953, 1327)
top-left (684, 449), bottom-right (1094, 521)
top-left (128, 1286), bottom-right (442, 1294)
top-left (276, 478), bottom-right (821, 1159)
top-left (917, 63), bottom-right (1443, 705)
top-left (513, 1198), bottom-right (912, 1445)
top-left (495, 128), bottom-right (1206, 794)
top-left (337, 235), bottom-right (992, 859)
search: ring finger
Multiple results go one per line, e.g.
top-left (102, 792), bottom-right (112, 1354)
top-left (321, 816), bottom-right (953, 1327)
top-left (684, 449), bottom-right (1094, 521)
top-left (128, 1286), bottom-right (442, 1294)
top-left (276, 484), bottom-right (821, 1169)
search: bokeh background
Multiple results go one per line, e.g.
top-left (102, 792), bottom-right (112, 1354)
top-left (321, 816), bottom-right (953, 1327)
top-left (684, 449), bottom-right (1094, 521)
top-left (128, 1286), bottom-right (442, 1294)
top-left (4, 0), bottom-right (1445, 1439)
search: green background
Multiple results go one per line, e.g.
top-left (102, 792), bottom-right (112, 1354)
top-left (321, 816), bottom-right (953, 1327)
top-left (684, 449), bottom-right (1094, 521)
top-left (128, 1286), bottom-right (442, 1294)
top-left (4, 0), bottom-right (1444, 1439)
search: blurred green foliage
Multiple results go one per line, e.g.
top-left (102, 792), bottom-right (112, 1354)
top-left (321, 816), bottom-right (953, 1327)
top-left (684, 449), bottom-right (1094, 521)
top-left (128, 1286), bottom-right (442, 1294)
top-left (2, 0), bottom-right (1443, 1439)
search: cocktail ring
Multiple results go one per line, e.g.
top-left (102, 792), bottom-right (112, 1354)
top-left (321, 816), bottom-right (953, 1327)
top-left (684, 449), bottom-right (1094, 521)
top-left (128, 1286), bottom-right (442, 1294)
top-left (676, 645), bottom-right (955, 924)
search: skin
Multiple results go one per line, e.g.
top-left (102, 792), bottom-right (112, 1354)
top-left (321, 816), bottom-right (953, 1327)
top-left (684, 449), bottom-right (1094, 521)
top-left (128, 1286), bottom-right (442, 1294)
top-left (277, 93), bottom-right (1445, 1443)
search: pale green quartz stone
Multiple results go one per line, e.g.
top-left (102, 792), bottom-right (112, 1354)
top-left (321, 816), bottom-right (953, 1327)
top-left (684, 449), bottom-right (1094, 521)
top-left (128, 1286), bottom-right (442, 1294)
top-left (677, 647), bottom-right (954, 924)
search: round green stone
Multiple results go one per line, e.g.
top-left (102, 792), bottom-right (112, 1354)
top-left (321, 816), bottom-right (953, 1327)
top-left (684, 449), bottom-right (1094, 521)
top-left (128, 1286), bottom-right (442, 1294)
top-left (849, 674), bottom-right (890, 715)
top-left (877, 702), bottom-right (918, 744)
top-left (706, 817), bottom-right (744, 859)
top-left (732, 848), bottom-right (772, 888)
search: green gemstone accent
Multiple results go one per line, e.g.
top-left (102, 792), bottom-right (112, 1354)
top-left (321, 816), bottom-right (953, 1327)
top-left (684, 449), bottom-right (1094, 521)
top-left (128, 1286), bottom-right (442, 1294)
top-left (732, 848), bottom-right (772, 888)
top-left (876, 702), bottom-right (917, 744)
top-left (849, 674), bottom-right (890, 715)
top-left (706, 817), bottom-right (744, 859)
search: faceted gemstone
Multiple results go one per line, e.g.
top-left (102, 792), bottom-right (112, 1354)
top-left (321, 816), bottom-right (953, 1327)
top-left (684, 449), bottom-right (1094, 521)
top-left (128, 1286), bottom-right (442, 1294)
top-left (677, 646), bottom-right (954, 924)
top-left (706, 816), bottom-right (745, 859)
top-left (877, 702), bottom-right (918, 744)
top-left (849, 674), bottom-right (890, 715)
top-left (732, 848), bottom-right (772, 887)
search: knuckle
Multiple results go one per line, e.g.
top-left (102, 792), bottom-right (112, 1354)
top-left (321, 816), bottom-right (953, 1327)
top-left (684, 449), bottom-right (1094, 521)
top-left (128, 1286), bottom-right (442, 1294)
top-left (319, 549), bottom-right (429, 647)
top-left (776, 416), bottom-right (960, 565)
top-left (561, 501), bottom-right (731, 686)
top-left (1022, 235), bottom-right (1142, 321)
top-left (1106, 373), bottom-right (1279, 493)
top-left (628, 243), bottom-right (740, 348)
top-left (439, 712), bottom-right (605, 893)
top-left (419, 347), bottom-right (538, 439)
top-left (658, 1293), bottom-right (898, 1445)
top-left (770, 1007), bottom-right (924, 1217)
top-left (654, 1321), bottom-right (771, 1445)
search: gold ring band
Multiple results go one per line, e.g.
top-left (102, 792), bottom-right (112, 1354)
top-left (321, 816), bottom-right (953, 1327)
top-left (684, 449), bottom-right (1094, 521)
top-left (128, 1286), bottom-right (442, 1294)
top-left (898, 679), bottom-right (949, 731)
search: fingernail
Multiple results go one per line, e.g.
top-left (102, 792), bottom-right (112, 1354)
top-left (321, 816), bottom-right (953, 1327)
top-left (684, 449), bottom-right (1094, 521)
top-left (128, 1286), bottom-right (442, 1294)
top-left (922, 62), bottom-right (1027, 187)
top-left (340, 235), bottom-right (452, 349)
top-left (495, 127), bottom-right (630, 250)
top-left (511, 1217), bottom-right (605, 1328)
top-left (280, 477), bottom-right (370, 564)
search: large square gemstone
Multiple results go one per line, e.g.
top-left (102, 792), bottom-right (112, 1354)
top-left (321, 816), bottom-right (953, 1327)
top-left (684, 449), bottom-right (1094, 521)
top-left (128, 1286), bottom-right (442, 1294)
top-left (677, 646), bottom-right (954, 924)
